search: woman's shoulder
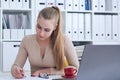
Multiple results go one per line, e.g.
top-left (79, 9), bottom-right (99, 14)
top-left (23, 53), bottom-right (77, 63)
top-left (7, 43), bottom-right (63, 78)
top-left (63, 35), bottom-right (72, 43)
top-left (22, 34), bottom-right (36, 42)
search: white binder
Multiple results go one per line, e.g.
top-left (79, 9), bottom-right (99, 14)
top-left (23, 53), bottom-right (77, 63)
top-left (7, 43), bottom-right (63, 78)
top-left (84, 13), bottom-right (91, 40)
top-left (1, 0), bottom-right (9, 8)
top-left (17, 29), bottom-right (24, 40)
top-left (99, 15), bottom-right (105, 40)
top-left (56, 0), bottom-right (65, 11)
top-left (16, 0), bottom-right (22, 9)
top-left (65, 13), bottom-right (72, 40)
top-left (105, 15), bottom-right (112, 40)
top-left (78, 13), bottom-right (84, 40)
top-left (112, 15), bottom-right (119, 40)
top-left (98, 0), bottom-right (105, 11)
top-left (11, 29), bottom-right (18, 40)
top-left (79, 0), bottom-right (85, 10)
top-left (22, 0), bottom-right (29, 9)
top-left (36, 0), bottom-right (46, 10)
top-left (9, 0), bottom-right (16, 9)
top-left (106, 0), bottom-right (118, 11)
top-left (92, 0), bottom-right (98, 11)
top-left (66, 0), bottom-right (73, 10)
top-left (92, 15), bottom-right (99, 40)
top-left (25, 29), bottom-right (32, 36)
top-left (72, 13), bottom-right (79, 41)
top-left (73, 0), bottom-right (79, 10)
top-left (3, 29), bottom-right (10, 40)
top-left (46, 0), bottom-right (55, 7)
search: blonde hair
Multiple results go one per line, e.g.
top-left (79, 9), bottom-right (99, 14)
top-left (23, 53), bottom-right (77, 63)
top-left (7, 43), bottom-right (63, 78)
top-left (37, 6), bottom-right (65, 70)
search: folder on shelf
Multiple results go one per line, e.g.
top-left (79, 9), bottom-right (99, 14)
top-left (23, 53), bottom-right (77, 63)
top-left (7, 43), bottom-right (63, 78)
top-left (56, 0), bottom-right (65, 11)
top-left (106, 0), bottom-right (118, 11)
top-left (84, 13), bottom-right (91, 40)
top-left (105, 15), bottom-right (112, 40)
top-left (92, 0), bottom-right (98, 11)
top-left (25, 29), bottom-right (32, 36)
top-left (98, 0), bottom-right (105, 11)
top-left (11, 29), bottom-right (18, 40)
top-left (36, 0), bottom-right (46, 10)
top-left (16, 0), bottom-right (22, 9)
top-left (66, 0), bottom-right (73, 10)
top-left (9, 0), bottom-right (16, 9)
top-left (17, 29), bottom-right (24, 40)
top-left (92, 15), bottom-right (99, 40)
top-left (112, 15), bottom-right (119, 40)
top-left (65, 13), bottom-right (72, 40)
top-left (79, 0), bottom-right (85, 10)
top-left (85, 0), bottom-right (90, 10)
top-left (46, 0), bottom-right (55, 7)
top-left (72, 13), bottom-right (79, 41)
top-left (1, 0), bottom-right (9, 8)
top-left (78, 13), bottom-right (84, 40)
top-left (98, 15), bottom-right (105, 40)
top-left (22, 0), bottom-right (29, 9)
top-left (73, 0), bottom-right (79, 10)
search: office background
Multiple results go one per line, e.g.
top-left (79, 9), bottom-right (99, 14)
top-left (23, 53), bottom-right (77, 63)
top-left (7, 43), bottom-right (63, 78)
top-left (0, 0), bottom-right (120, 72)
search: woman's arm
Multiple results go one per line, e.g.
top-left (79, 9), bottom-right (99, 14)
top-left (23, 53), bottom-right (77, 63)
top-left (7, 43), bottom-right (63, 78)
top-left (11, 37), bottom-right (28, 78)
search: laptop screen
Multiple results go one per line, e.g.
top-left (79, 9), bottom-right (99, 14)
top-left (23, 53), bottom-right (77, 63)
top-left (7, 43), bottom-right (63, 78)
top-left (76, 45), bottom-right (120, 80)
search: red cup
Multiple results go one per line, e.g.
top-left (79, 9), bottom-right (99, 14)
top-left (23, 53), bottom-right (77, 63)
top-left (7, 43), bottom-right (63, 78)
top-left (64, 67), bottom-right (77, 77)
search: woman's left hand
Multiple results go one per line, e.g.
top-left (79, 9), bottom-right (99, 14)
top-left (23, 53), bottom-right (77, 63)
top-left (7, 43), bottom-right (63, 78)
top-left (31, 68), bottom-right (51, 77)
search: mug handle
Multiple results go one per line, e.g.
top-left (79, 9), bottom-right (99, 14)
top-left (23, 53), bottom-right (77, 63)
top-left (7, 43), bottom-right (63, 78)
top-left (73, 69), bottom-right (77, 74)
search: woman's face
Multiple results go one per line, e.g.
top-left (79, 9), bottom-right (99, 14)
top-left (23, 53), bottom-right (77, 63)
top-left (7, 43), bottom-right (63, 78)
top-left (36, 17), bottom-right (56, 41)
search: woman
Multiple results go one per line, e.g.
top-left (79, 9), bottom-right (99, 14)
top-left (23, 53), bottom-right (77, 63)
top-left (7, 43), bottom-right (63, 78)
top-left (11, 6), bottom-right (79, 79)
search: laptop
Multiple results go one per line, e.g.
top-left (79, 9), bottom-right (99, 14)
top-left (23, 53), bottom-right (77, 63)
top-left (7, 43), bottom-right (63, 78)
top-left (76, 45), bottom-right (120, 80)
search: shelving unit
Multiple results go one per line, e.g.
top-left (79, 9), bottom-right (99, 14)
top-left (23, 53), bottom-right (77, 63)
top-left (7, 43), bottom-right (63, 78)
top-left (0, 0), bottom-right (35, 72)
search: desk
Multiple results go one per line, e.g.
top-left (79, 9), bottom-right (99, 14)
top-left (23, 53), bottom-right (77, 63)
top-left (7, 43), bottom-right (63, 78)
top-left (0, 72), bottom-right (75, 80)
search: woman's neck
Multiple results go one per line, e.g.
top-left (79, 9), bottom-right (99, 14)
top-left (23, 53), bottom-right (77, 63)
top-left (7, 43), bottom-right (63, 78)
top-left (36, 36), bottom-right (51, 48)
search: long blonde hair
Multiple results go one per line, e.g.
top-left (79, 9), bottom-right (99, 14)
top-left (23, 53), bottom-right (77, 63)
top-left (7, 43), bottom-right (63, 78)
top-left (37, 6), bottom-right (65, 70)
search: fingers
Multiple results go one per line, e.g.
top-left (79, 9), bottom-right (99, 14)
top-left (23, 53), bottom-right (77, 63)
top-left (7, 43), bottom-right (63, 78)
top-left (13, 66), bottom-right (25, 79)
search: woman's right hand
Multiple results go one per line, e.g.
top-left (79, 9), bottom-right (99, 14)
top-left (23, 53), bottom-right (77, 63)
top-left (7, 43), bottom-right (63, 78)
top-left (11, 65), bottom-right (25, 79)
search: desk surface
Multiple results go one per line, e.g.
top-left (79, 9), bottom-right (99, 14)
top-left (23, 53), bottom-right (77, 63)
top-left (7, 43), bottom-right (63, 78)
top-left (0, 72), bottom-right (75, 80)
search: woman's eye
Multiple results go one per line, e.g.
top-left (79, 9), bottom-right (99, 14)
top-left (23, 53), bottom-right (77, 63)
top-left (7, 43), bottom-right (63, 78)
top-left (44, 29), bottom-right (50, 32)
top-left (37, 25), bottom-right (42, 29)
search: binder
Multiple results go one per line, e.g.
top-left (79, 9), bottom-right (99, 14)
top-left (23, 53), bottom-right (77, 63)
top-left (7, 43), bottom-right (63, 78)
top-left (92, 15), bottom-right (99, 40)
top-left (56, 0), bottom-right (65, 11)
top-left (98, 0), bottom-right (105, 11)
top-left (3, 29), bottom-right (10, 40)
top-left (78, 13), bottom-right (84, 40)
top-left (9, 0), bottom-right (16, 9)
top-left (22, 0), bottom-right (29, 9)
top-left (16, 0), bottom-right (22, 9)
top-left (84, 13), bottom-right (91, 40)
top-left (79, 0), bottom-right (85, 10)
top-left (106, 0), bottom-right (118, 11)
top-left (85, 0), bottom-right (89, 10)
top-left (105, 15), bottom-right (112, 40)
top-left (92, 0), bottom-right (98, 11)
top-left (46, 0), bottom-right (55, 7)
top-left (1, 0), bottom-right (9, 8)
top-left (72, 13), bottom-right (78, 41)
top-left (17, 29), bottom-right (24, 40)
top-left (36, 0), bottom-right (46, 10)
top-left (73, 0), bottom-right (79, 10)
top-left (10, 29), bottom-right (17, 40)
top-left (65, 13), bottom-right (72, 40)
top-left (25, 29), bottom-right (32, 36)
top-left (112, 15), bottom-right (119, 40)
top-left (99, 15), bottom-right (105, 40)
top-left (66, 0), bottom-right (73, 10)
